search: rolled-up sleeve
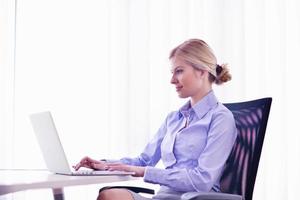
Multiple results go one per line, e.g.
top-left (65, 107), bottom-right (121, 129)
top-left (143, 111), bottom-right (237, 192)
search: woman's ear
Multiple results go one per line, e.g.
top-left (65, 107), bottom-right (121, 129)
top-left (194, 68), bottom-right (206, 78)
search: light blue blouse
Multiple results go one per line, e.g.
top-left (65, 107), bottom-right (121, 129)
top-left (120, 90), bottom-right (237, 193)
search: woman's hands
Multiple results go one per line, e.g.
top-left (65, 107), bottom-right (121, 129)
top-left (73, 156), bottom-right (108, 171)
top-left (73, 156), bottom-right (145, 177)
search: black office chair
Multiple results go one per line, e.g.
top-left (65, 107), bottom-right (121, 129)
top-left (100, 98), bottom-right (272, 200)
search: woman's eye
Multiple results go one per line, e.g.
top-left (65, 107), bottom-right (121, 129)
top-left (175, 69), bottom-right (183, 74)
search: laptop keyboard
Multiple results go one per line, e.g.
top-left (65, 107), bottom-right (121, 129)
top-left (72, 170), bottom-right (97, 175)
top-left (69, 170), bottom-right (135, 176)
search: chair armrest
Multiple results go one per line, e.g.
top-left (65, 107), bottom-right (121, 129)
top-left (99, 186), bottom-right (155, 194)
top-left (181, 192), bottom-right (243, 200)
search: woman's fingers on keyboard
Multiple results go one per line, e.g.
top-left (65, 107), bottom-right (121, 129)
top-left (73, 157), bottom-right (88, 170)
top-left (74, 156), bottom-right (92, 170)
top-left (74, 156), bottom-right (105, 170)
top-left (73, 162), bottom-right (83, 170)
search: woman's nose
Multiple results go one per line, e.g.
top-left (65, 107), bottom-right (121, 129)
top-left (170, 74), bottom-right (177, 84)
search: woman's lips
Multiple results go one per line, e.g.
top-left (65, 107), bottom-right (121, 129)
top-left (176, 86), bottom-right (183, 91)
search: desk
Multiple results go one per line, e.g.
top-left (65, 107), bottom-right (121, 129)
top-left (0, 169), bottom-right (135, 200)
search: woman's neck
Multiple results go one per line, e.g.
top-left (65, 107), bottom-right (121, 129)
top-left (190, 87), bottom-right (212, 107)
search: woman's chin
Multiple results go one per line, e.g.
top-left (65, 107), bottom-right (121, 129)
top-left (177, 93), bottom-right (188, 98)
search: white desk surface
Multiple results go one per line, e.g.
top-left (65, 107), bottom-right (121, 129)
top-left (0, 169), bottom-right (135, 196)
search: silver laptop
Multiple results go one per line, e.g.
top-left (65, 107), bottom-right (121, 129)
top-left (29, 111), bottom-right (134, 176)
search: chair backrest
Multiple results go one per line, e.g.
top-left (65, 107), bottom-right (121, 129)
top-left (220, 98), bottom-right (272, 200)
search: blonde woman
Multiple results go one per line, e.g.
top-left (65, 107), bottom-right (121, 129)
top-left (74, 39), bottom-right (237, 200)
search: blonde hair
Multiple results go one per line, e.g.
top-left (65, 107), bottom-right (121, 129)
top-left (169, 39), bottom-right (232, 85)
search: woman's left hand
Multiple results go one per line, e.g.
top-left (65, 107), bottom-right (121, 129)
top-left (106, 163), bottom-right (145, 177)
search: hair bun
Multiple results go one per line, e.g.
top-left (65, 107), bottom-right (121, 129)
top-left (215, 63), bottom-right (232, 85)
top-left (216, 64), bottom-right (223, 75)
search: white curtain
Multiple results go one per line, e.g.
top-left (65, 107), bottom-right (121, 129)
top-left (0, 0), bottom-right (15, 170)
top-left (1, 0), bottom-right (300, 199)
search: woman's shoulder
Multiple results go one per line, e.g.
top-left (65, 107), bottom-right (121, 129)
top-left (212, 102), bottom-right (235, 122)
